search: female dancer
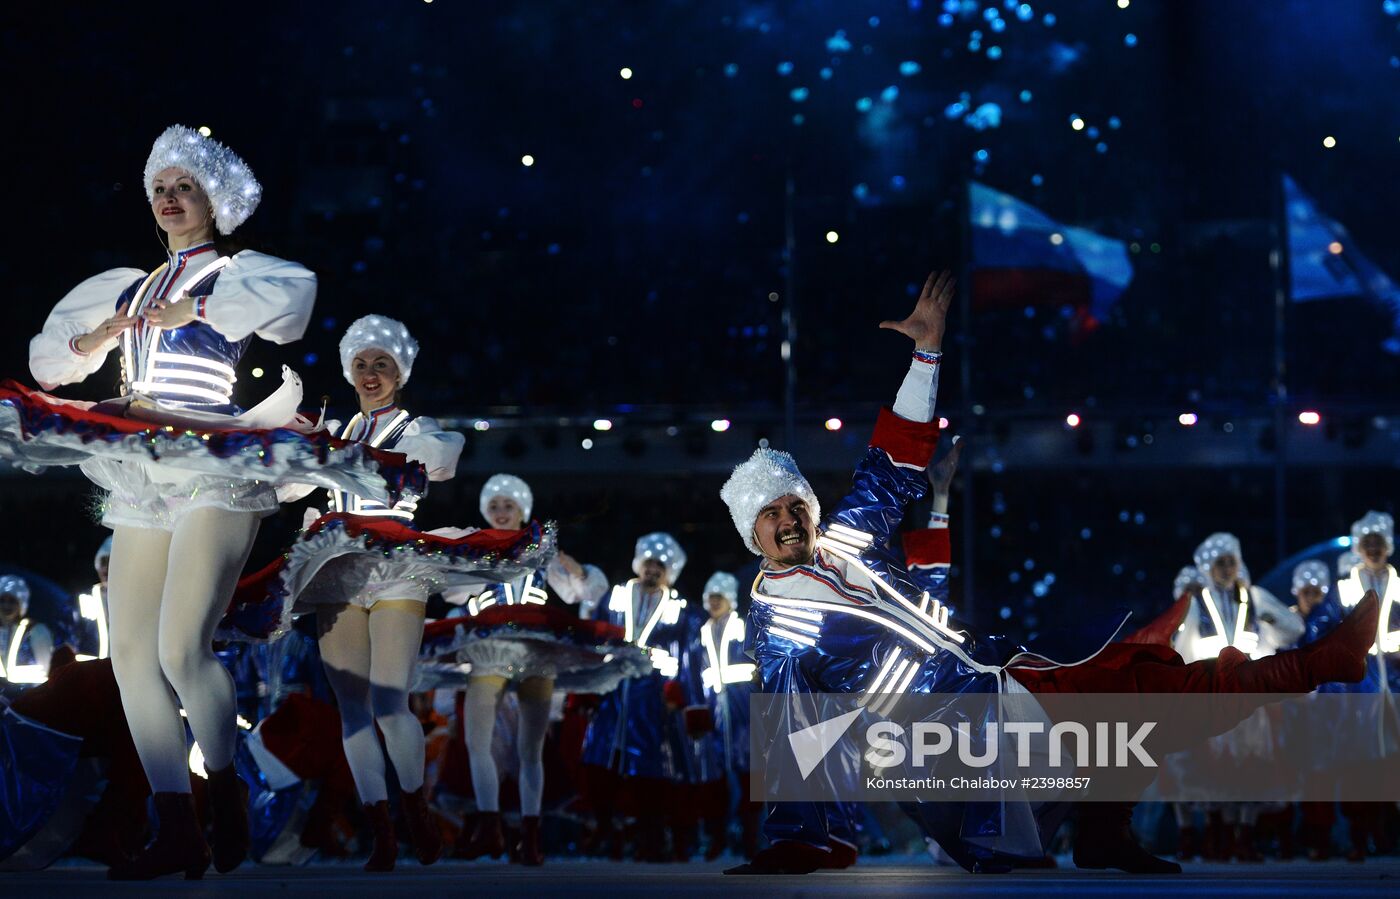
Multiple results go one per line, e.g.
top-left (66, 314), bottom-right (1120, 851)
top-left (229, 317), bottom-right (552, 872)
top-left (0, 126), bottom-right (387, 880)
top-left (452, 473), bottom-right (612, 865)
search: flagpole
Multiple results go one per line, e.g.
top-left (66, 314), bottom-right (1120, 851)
top-left (1272, 172), bottom-right (1290, 563)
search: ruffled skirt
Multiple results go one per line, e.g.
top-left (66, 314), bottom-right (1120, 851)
top-left (418, 604), bottom-right (652, 693)
top-left (224, 515), bottom-right (555, 642)
top-left (0, 376), bottom-right (424, 530)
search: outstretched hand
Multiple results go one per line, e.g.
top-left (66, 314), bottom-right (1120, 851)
top-left (879, 270), bottom-right (955, 350)
top-left (928, 435), bottom-right (963, 495)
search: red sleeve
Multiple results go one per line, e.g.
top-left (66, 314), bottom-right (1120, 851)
top-left (870, 407), bottom-right (941, 469)
top-left (663, 680), bottom-right (687, 707)
top-left (903, 527), bottom-right (951, 567)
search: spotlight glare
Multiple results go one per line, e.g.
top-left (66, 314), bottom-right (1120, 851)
top-left (1070, 116), bottom-right (1085, 131)
top-left (1298, 410), bottom-right (1321, 426)
top-left (521, 154), bottom-right (535, 167)
top-left (824, 417), bottom-right (843, 431)
top-left (581, 437), bottom-right (594, 449)
top-left (250, 367), bottom-right (264, 378)
top-left (1117, 0), bottom-right (1129, 7)
top-left (197, 125), bottom-right (212, 137)
top-left (1328, 241), bottom-right (1343, 255)
top-left (1322, 135), bottom-right (1336, 149)
top-left (1065, 413), bottom-right (1081, 428)
top-left (825, 230), bottom-right (840, 243)
top-left (938, 416), bottom-right (950, 429)
top-left (711, 419), bottom-right (731, 432)
top-left (620, 67), bottom-right (633, 79)
top-left (473, 420), bottom-right (491, 431)
top-left (593, 418), bottom-right (613, 431)
top-left (1178, 412), bottom-right (1198, 426)
top-left (1049, 232), bottom-right (1065, 245)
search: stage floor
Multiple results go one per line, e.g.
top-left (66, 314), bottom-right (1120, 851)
top-left (5, 856), bottom-right (1398, 897)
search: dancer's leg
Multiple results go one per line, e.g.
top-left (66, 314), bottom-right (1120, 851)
top-left (107, 526), bottom-right (188, 793)
top-left (158, 507), bottom-right (259, 771)
top-left (516, 676), bottom-right (554, 817)
top-left (464, 675), bottom-right (506, 812)
top-left (367, 600), bottom-right (428, 792)
top-left (317, 604), bottom-right (385, 803)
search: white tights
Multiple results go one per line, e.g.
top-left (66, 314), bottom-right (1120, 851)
top-left (317, 601), bottom-right (427, 804)
top-left (464, 674), bottom-right (553, 816)
top-left (107, 508), bottom-right (259, 794)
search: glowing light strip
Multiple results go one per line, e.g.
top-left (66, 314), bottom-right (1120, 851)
top-left (119, 268), bottom-right (166, 396)
top-left (636, 587), bottom-right (678, 649)
top-left (770, 614), bottom-right (821, 634)
top-left (7, 618), bottom-right (29, 677)
top-left (523, 585), bottom-right (548, 605)
top-left (129, 381), bottom-right (230, 403)
top-left (768, 625), bottom-right (817, 647)
top-left (759, 592), bottom-right (995, 675)
top-left (826, 522), bottom-right (875, 547)
top-left (816, 539), bottom-right (968, 645)
top-left (151, 353), bottom-right (237, 378)
top-left (770, 605), bottom-right (823, 623)
top-left (722, 663), bottom-right (756, 683)
top-left (865, 646), bottom-right (904, 696)
top-left (143, 368), bottom-right (235, 390)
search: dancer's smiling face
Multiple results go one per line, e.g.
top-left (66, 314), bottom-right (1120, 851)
top-left (485, 495), bottom-right (525, 530)
top-left (351, 350), bottom-right (400, 408)
top-left (638, 558), bottom-right (668, 591)
top-left (150, 167), bottom-right (214, 244)
top-left (754, 494), bottom-right (816, 567)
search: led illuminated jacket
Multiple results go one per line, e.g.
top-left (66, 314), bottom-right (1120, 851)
top-left (1173, 582), bottom-right (1304, 664)
top-left (1338, 565), bottom-right (1400, 697)
top-left (684, 609), bottom-right (757, 777)
top-left (451, 554), bottom-right (609, 618)
top-left (580, 580), bottom-right (689, 779)
top-left (0, 618), bottom-right (54, 685)
top-left (748, 409), bottom-right (1116, 872)
top-left (319, 404), bottom-right (463, 524)
top-left (30, 243), bottom-right (316, 412)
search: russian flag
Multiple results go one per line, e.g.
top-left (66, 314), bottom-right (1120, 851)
top-left (969, 181), bottom-right (1133, 329)
top-left (1284, 174), bottom-right (1400, 354)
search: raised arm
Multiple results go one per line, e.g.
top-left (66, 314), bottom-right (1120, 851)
top-left (904, 436), bottom-right (962, 603)
top-left (827, 271), bottom-right (954, 544)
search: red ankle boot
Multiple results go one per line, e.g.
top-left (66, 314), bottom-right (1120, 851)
top-left (107, 792), bottom-right (211, 881)
top-left (516, 815), bottom-right (545, 866)
top-left (457, 811), bottom-right (506, 860)
top-left (363, 801), bottom-right (397, 872)
top-left (206, 762), bottom-right (250, 873)
top-left (1235, 594), bottom-right (1379, 692)
top-left (400, 787), bottom-right (442, 865)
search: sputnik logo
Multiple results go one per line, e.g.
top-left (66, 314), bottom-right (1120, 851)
top-left (788, 708), bottom-right (862, 779)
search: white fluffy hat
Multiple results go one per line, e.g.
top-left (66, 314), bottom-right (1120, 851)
top-left (0, 574), bottom-right (30, 616)
top-left (1350, 510), bottom-right (1394, 554)
top-left (633, 532), bottom-right (687, 583)
top-left (94, 535), bottom-right (114, 572)
top-left (703, 571), bottom-right (739, 602)
top-left (339, 315), bottom-right (420, 387)
top-left (1291, 560), bottom-right (1331, 596)
top-left (144, 125), bottom-right (261, 235)
top-left (1194, 532), bottom-right (1243, 581)
top-left (479, 473), bottom-right (533, 523)
top-left (720, 448), bottom-right (822, 556)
